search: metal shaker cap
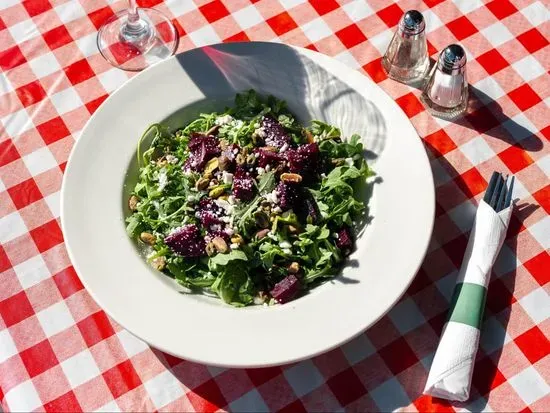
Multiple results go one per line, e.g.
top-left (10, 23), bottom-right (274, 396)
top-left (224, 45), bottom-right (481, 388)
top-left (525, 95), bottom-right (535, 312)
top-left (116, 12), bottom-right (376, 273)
top-left (398, 10), bottom-right (425, 36)
top-left (437, 44), bottom-right (467, 75)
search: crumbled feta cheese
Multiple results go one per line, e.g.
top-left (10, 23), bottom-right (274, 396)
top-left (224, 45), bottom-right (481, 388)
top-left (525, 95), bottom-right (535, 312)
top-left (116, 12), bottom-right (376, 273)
top-left (230, 243), bottom-right (239, 249)
top-left (254, 296), bottom-right (265, 305)
top-left (187, 195), bottom-right (196, 202)
top-left (321, 173), bottom-right (327, 179)
top-left (224, 227), bottom-right (234, 236)
top-left (232, 120), bottom-right (244, 129)
top-left (273, 206), bottom-right (282, 214)
top-left (279, 241), bottom-right (292, 249)
top-left (345, 157), bottom-right (354, 167)
top-left (253, 126), bottom-right (266, 138)
top-left (271, 189), bottom-right (279, 204)
top-left (233, 148), bottom-right (239, 155)
top-left (228, 195), bottom-right (236, 205)
top-left (280, 143), bottom-right (288, 153)
top-left (157, 169), bottom-right (168, 191)
top-left (256, 167), bottom-right (265, 176)
top-left (222, 171), bottom-right (234, 185)
top-left (267, 231), bottom-right (277, 240)
top-left (282, 248), bottom-right (292, 255)
top-left (220, 216), bottom-right (231, 223)
top-left (165, 154), bottom-right (178, 164)
top-left (215, 114), bottom-right (233, 126)
top-left (210, 224), bottom-right (221, 232)
top-left (254, 122), bottom-right (260, 128)
top-left (265, 164), bottom-right (271, 172)
top-left (209, 180), bottom-right (215, 187)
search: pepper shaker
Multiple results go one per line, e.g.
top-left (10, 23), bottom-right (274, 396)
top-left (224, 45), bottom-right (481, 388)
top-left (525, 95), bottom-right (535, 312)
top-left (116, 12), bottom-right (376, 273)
top-left (420, 44), bottom-right (468, 119)
top-left (382, 10), bottom-right (429, 84)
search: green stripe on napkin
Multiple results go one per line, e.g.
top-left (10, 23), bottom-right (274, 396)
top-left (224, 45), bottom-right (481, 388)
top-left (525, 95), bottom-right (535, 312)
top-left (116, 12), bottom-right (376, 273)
top-left (447, 282), bottom-right (487, 329)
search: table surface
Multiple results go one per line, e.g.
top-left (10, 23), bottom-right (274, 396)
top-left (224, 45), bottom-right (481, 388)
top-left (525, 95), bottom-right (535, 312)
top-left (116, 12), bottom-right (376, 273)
top-left (0, 0), bottom-right (549, 411)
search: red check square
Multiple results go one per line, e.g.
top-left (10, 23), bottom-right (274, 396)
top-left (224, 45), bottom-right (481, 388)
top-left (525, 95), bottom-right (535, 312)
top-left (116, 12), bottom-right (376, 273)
top-left (336, 24), bottom-right (367, 49)
top-left (20, 339), bottom-right (59, 377)
top-left (43, 26), bottom-right (73, 51)
top-left (85, 95), bottom-right (108, 115)
top-left (498, 145), bottom-right (534, 173)
top-left (23, 0), bottom-right (52, 17)
top-left (44, 391), bottom-right (82, 413)
top-left (36, 117), bottom-right (71, 144)
top-left (532, 185), bottom-right (550, 215)
top-left (15, 80), bottom-right (47, 107)
top-left (199, 0), bottom-right (230, 24)
top-left (310, 0), bottom-right (339, 16)
top-left (472, 357), bottom-right (506, 396)
top-left (139, 0), bottom-right (163, 6)
top-left (517, 28), bottom-right (549, 54)
top-left (29, 219), bottom-right (64, 252)
top-left (363, 58), bottom-right (386, 83)
top-left (246, 367), bottom-right (281, 386)
top-left (377, 4), bottom-right (403, 28)
top-left (53, 266), bottom-right (84, 299)
top-left (0, 139), bottom-right (21, 167)
top-left (395, 92), bottom-right (424, 118)
top-left (508, 84), bottom-right (542, 112)
top-left (327, 368), bottom-right (367, 406)
top-left (77, 311), bottom-right (115, 347)
top-left (447, 16), bottom-right (478, 41)
top-left (477, 49), bottom-right (508, 75)
top-left (225, 31), bottom-right (250, 42)
top-left (524, 251), bottom-right (550, 286)
top-left (7, 178), bottom-right (43, 209)
top-left (378, 337), bottom-right (419, 375)
top-left (0, 45), bottom-right (27, 71)
top-left (88, 6), bottom-right (116, 30)
top-left (423, 129), bottom-right (457, 157)
top-left (103, 360), bottom-right (142, 399)
top-left (465, 106), bottom-right (500, 133)
top-left (279, 400), bottom-right (307, 413)
top-left (267, 12), bottom-right (298, 36)
top-left (486, 0), bottom-right (518, 19)
top-left (0, 245), bottom-right (11, 273)
top-left (188, 379), bottom-right (227, 412)
top-left (64, 59), bottom-right (95, 86)
top-left (454, 167), bottom-right (487, 198)
top-left (0, 291), bottom-right (34, 327)
top-left (423, 0), bottom-right (445, 6)
top-left (487, 278), bottom-right (516, 314)
top-left (515, 327), bottom-right (550, 364)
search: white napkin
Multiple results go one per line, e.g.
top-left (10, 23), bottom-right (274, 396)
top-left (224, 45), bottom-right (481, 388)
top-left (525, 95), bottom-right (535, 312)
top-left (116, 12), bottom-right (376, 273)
top-left (424, 199), bottom-right (512, 401)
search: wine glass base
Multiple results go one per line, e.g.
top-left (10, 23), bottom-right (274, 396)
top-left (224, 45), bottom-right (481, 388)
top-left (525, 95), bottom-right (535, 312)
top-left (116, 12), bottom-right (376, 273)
top-left (97, 8), bottom-right (178, 72)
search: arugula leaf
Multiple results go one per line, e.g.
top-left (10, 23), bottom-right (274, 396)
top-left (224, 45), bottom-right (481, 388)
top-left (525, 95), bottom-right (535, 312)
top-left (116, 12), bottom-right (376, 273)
top-left (257, 171), bottom-right (276, 194)
top-left (209, 250), bottom-right (248, 267)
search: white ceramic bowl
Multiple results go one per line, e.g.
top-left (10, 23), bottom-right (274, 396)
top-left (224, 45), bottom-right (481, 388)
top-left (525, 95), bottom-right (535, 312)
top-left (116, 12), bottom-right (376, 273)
top-left (61, 42), bottom-right (434, 367)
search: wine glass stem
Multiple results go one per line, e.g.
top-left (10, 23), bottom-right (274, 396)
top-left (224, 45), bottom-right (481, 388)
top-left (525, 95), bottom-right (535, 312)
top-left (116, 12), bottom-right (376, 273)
top-left (128, 0), bottom-right (140, 25)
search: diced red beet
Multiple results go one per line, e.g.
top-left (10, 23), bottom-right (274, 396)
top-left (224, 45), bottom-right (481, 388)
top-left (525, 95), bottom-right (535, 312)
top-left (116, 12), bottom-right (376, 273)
top-left (233, 167), bottom-right (255, 201)
top-left (261, 116), bottom-right (291, 149)
top-left (164, 224), bottom-right (205, 257)
top-left (255, 148), bottom-right (283, 169)
top-left (196, 199), bottom-right (223, 228)
top-left (286, 143), bottom-right (319, 178)
top-left (276, 181), bottom-right (300, 211)
top-left (336, 227), bottom-right (353, 255)
top-left (270, 274), bottom-right (301, 303)
top-left (184, 134), bottom-right (220, 172)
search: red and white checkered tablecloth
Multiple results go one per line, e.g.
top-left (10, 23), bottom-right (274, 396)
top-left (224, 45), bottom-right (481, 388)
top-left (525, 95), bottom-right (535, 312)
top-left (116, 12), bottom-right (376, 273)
top-left (0, 0), bottom-right (549, 411)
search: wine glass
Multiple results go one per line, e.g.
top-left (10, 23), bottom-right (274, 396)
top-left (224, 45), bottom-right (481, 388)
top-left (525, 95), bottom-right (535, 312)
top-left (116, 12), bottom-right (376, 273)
top-left (97, 0), bottom-right (179, 71)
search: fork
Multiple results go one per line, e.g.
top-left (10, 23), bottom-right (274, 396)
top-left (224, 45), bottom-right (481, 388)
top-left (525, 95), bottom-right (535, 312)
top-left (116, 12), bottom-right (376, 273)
top-left (483, 172), bottom-right (515, 212)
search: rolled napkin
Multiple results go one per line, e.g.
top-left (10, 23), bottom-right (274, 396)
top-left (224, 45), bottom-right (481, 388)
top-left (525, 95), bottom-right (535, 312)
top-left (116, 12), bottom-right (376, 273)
top-left (424, 195), bottom-right (513, 401)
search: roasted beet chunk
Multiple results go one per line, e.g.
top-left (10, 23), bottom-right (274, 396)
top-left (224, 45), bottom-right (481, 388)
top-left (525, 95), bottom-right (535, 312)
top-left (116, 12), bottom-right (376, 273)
top-left (165, 224), bottom-right (205, 257)
top-left (336, 227), bottom-right (353, 255)
top-left (286, 143), bottom-right (319, 178)
top-left (276, 181), bottom-right (300, 211)
top-left (270, 274), bottom-right (301, 303)
top-left (196, 199), bottom-right (223, 228)
top-left (233, 167), bottom-right (255, 201)
top-left (255, 148), bottom-right (282, 169)
top-left (184, 133), bottom-right (220, 172)
top-left (261, 116), bottom-right (291, 149)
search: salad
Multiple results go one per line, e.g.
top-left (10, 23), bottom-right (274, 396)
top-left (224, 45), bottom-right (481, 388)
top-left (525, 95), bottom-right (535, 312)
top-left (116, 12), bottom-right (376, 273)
top-left (126, 90), bottom-right (373, 306)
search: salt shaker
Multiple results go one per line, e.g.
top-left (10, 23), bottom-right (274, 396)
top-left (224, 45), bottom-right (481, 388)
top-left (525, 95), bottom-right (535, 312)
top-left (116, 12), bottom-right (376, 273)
top-left (420, 44), bottom-right (468, 119)
top-left (382, 10), bottom-right (429, 84)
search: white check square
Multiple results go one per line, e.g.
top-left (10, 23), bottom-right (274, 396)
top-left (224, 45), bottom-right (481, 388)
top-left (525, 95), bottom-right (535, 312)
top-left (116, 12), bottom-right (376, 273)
top-left (233, 5), bottom-right (263, 31)
top-left (28, 52), bottom-right (62, 79)
top-left (13, 254), bottom-right (50, 289)
top-left (44, 191), bottom-right (61, 219)
top-left (284, 360), bottom-right (324, 397)
top-left (447, 199), bottom-right (477, 233)
top-left (0, 329), bottom-right (18, 364)
top-left (4, 380), bottom-right (42, 412)
top-left (369, 30), bottom-right (393, 55)
top-left (423, 9), bottom-right (444, 33)
top-left (54, 1), bottom-right (87, 24)
top-left (334, 50), bottom-right (360, 69)
top-left (509, 366), bottom-right (550, 405)
top-left (519, 288), bottom-right (550, 324)
top-left (481, 22), bottom-right (514, 47)
top-left (472, 77), bottom-right (506, 105)
top-left (94, 400), bottom-right (121, 412)
top-left (389, 297), bottom-right (426, 335)
top-left (50, 87), bottom-right (83, 115)
top-left (188, 26), bottom-right (221, 47)
top-left (0, 211), bottom-right (28, 244)
top-left (75, 32), bottom-right (99, 58)
top-left (302, 18), bottom-right (333, 43)
top-left (98, 69), bottom-right (128, 94)
top-left (37, 301), bottom-right (75, 337)
top-left (459, 135), bottom-right (497, 165)
top-left (452, 0), bottom-right (484, 15)
top-left (503, 113), bottom-right (537, 142)
top-left (512, 55), bottom-right (546, 83)
top-left (22, 146), bottom-right (58, 176)
top-left (166, 0), bottom-right (196, 17)
top-left (61, 350), bottom-right (101, 388)
top-left (341, 333), bottom-right (375, 364)
top-left (342, 0), bottom-right (374, 22)
top-left (8, 18), bottom-right (39, 44)
top-left (371, 377), bottom-right (409, 411)
top-left (528, 215), bottom-right (550, 251)
top-left (0, 72), bottom-right (14, 93)
top-left (117, 329), bottom-right (149, 358)
top-left (144, 371), bottom-right (185, 409)
top-left (229, 389), bottom-right (269, 413)
top-left (1, 108), bottom-right (33, 137)
top-left (520, 1), bottom-right (549, 27)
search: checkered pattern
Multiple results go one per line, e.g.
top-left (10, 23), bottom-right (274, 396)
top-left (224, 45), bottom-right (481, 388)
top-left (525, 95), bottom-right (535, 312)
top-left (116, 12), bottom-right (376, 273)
top-left (0, 0), bottom-right (548, 411)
